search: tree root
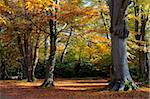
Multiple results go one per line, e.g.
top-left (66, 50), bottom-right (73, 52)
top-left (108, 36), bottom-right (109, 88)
top-left (40, 80), bottom-right (54, 88)
top-left (109, 80), bottom-right (138, 91)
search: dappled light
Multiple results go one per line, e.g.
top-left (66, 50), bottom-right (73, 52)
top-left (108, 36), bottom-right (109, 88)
top-left (0, 0), bottom-right (150, 98)
top-left (54, 79), bottom-right (109, 91)
top-left (0, 79), bottom-right (149, 99)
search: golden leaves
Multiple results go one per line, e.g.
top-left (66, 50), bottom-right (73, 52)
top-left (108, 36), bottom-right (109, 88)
top-left (25, 0), bottom-right (59, 14)
top-left (58, 2), bottom-right (98, 25)
top-left (25, 0), bottom-right (43, 14)
top-left (0, 17), bottom-right (6, 25)
top-left (0, 1), bottom-right (10, 13)
top-left (17, 0), bottom-right (23, 7)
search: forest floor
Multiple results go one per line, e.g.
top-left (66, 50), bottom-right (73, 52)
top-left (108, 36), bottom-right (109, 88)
top-left (0, 78), bottom-right (149, 99)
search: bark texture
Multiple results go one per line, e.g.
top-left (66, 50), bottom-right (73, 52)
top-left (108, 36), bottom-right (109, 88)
top-left (41, 0), bottom-right (59, 88)
top-left (32, 33), bottom-right (40, 81)
top-left (41, 13), bottom-right (57, 88)
top-left (146, 31), bottom-right (150, 82)
top-left (17, 33), bottom-right (26, 78)
top-left (108, 0), bottom-right (137, 91)
top-left (44, 35), bottom-right (49, 64)
top-left (17, 32), bottom-right (40, 82)
top-left (134, 2), bottom-right (149, 78)
top-left (60, 28), bottom-right (72, 63)
top-left (138, 13), bottom-right (148, 78)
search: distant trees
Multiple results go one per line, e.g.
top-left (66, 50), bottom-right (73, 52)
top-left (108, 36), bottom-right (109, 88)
top-left (133, 0), bottom-right (149, 79)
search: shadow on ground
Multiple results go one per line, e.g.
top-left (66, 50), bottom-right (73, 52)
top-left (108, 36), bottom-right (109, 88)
top-left (0, 78), bottom-right (149, 99)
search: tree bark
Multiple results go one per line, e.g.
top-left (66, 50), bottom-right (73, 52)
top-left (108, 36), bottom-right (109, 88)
top-left (24, 32), bottom-right (30, 81)
top-left (108, 0), bottom-right (137, 91)
top-left (41, 13), bottom-right (57, 88)
top-left (138, 13), bottom-right (148, 78)
top-left (146, 29), bottom-right (150, 82)
top-left (60, 28), bottom-right (72, 63)
top-left (44, 35), bottom-right (49, 64)
top-left (41, 0), bottom-right (58, 88)
top-left (0, 59), bottom-right (9, 80)
top-left (134, 3), bottom-right (139, 35)
top-left (31, 32), bottom-right (40, 81)
top-left (24, 32), bottom-right (34, 82)
top-left (134, 2), bottom-right (140, 77)
top-left (17, 33), bottom-right (27, 79)
top-left (133, 1), bottom-right (149, 79)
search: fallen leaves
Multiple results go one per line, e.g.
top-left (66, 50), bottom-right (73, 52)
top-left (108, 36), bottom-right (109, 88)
top-left (0, 78), bottom-right (149, 99)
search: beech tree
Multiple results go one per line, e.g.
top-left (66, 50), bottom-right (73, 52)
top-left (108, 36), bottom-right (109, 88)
top-left (108, 0), bottom-right (137, 91)
top-left (41, 0), bottom-right (59, 87)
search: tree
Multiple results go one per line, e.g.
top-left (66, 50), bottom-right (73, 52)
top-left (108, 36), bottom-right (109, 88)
top-left (108, 0), bottom-right (137, 91)
top-left (41, 0), bottom-right (59, 88)
top-left (60, 27), bottom-right (73, 63)
top-left (133, 0), bottom-right (149, 79)
top-left (0, 0), bottom-right (49, 81)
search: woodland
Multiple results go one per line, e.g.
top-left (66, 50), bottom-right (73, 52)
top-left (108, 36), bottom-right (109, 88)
top-left (0, 0), bottom-right (150, 99)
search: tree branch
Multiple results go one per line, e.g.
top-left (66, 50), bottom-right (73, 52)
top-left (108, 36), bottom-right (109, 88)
top-left (56, 23), bottom-right (68, 35)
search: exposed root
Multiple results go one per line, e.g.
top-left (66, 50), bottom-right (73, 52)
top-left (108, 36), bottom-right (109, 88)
top-left (109, 80), bottom-right (138, 91)
top-left (40, 80), bottom-right (54, 88)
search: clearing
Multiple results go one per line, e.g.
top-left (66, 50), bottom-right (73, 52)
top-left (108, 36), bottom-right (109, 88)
top-left (0, 78), bottom-right (149, 99)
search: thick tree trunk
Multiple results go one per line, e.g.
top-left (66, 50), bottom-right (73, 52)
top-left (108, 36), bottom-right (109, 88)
top-left (41, 0), bottom-right (58, 88)
top-left (60, 28), bottom-right (72, 63)
top-left (108, 0), bottom-right (137, 91)
top-left (110, 34), bottom-right (136, 91)
top-left (41, 12), bottom-right (57, 87)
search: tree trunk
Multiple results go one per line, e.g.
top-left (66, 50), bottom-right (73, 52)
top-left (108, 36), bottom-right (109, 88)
top-left (44, 35), bottom-right (49, 65)
top-left (0, 58), bottom-right (2, 79)
top-left (145, 15), bottom-right (150, 81)
top-left (24, 32), bottom-right (33, 82)
top-left (134, 3), bottom-right (139, 35)
top-left (138, 13), bottom-right (148, 78)
top-left (41, 0), bottom-right (58, 88)
top-left (0, 59), bottom-right (9, 80)
top-left (41, 13), bottom-right (57, 88)
top-left (29, 31), bottom-right (33, 81)
top-left (60, 28), bottom-right (72, 63)
top-left (134, 1), bottom-right (149, 79)
top-left (108, 0), bottom-right (137, 91)
top-left (17, 33), bottom-right (27, 79)
top-left (134, 3), bottom-right (140, 77)
top-left (146, 31), bottom-right (150, 82)
top-left (31, 33), bottom-right (40, 81)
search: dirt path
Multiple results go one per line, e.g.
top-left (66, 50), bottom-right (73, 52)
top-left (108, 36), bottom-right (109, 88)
top-left (0, 78), bottom-right (149, 99)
